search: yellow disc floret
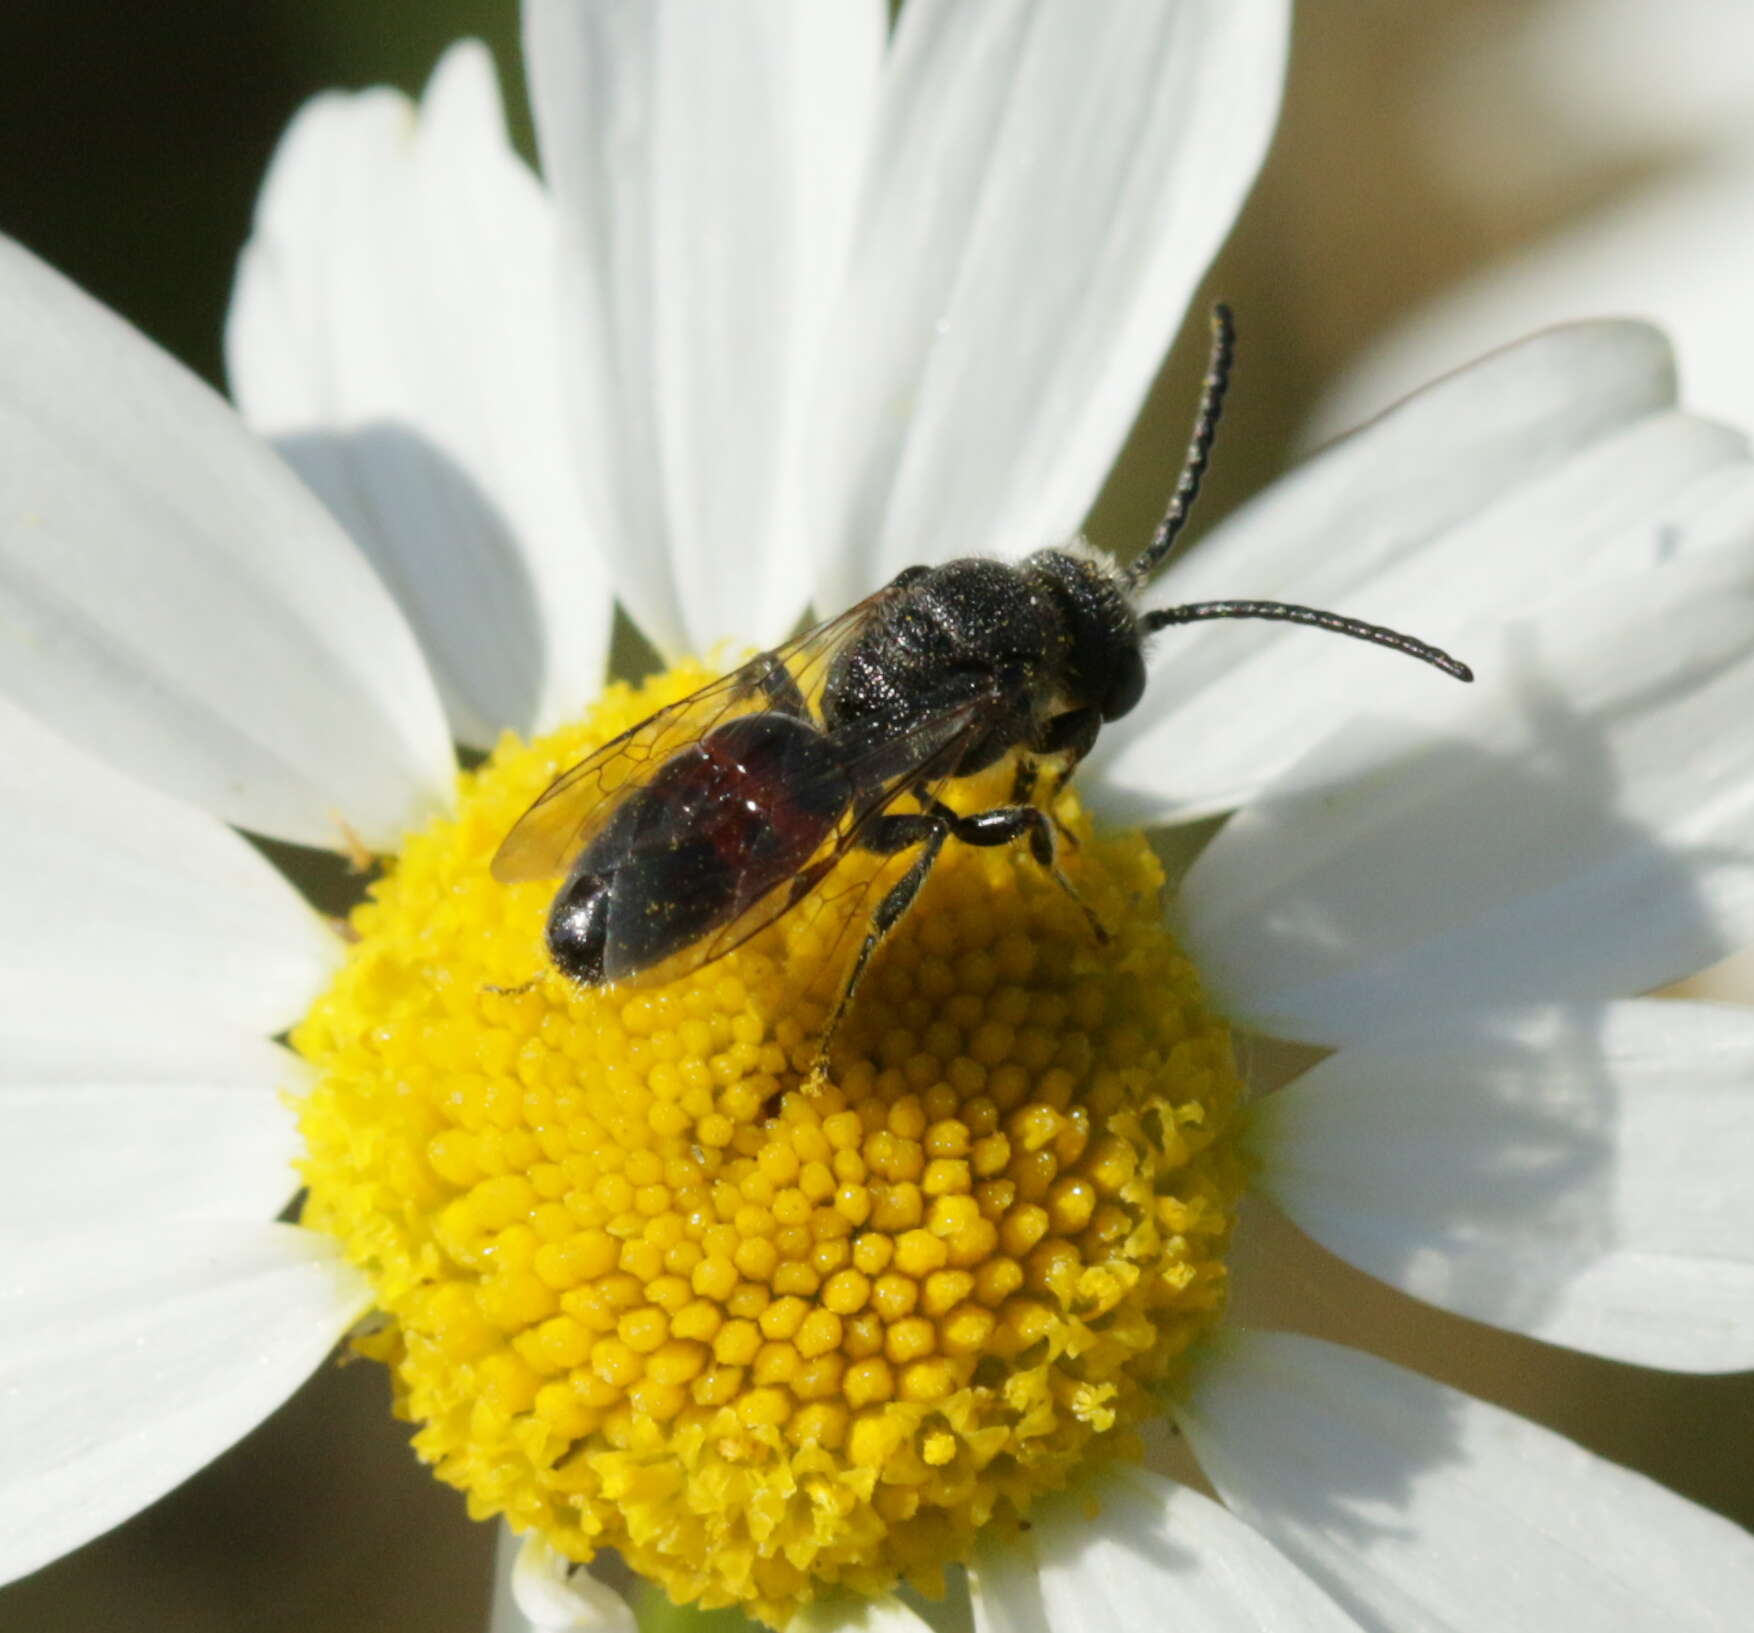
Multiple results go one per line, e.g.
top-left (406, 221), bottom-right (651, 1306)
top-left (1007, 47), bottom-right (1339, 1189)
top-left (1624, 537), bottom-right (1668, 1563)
top-left (294, 665), bottom-right (1246, 1627)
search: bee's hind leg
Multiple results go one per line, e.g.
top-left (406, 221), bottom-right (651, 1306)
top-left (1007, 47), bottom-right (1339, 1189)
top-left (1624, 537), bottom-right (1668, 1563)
top-left (746, 651), bottom-right (812, 718)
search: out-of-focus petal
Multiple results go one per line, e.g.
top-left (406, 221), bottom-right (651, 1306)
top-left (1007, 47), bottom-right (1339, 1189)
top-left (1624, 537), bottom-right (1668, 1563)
top-left (493, 1531), bottom-right (637, 1633)
top-left (1312, 154), bottom-right (1754, 457)
top-left (793, 1596), bottom-right (937, 1633)
top-left (1424, 0), bottom-right (1754, 203)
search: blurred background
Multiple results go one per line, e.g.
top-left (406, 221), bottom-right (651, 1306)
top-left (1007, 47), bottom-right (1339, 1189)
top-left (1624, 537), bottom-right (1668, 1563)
top-left (4, 1), bottom-right (1751, 1628)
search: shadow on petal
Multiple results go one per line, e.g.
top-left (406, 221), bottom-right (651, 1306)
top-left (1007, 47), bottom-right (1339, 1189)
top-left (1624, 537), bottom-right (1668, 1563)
top-left (276, 421), bottom-right (548, 748)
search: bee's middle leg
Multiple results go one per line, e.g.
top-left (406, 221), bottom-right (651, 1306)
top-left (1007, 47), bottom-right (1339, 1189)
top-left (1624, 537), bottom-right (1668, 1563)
top-left (922, 795), bottom-right (1110, 946)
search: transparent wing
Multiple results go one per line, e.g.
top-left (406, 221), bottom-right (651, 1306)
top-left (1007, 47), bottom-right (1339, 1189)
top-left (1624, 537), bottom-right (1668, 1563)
top-left (491, 587), bottom-right (903, 885)
top-left (610, 691), bottom-right (1000, 992)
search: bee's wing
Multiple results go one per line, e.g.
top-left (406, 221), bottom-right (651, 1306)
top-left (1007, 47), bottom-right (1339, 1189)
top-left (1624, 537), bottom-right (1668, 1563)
top-left (630, 689), bottom-right (1001, 987)
top-left (491, 587), bottom-right (903, 885)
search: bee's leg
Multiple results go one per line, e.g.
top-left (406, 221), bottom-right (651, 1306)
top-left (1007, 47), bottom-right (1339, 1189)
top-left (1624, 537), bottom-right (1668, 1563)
top-left (1006, 750), bottom-right (1070, 843)
top-left (747, 651), bottom-right (811, 718)
top-left (1031, 707), bottom-right (1103, 819)
top-left (808, 811), bottom-right (948, 1083)
top-left (924, 796), bottom-right (1110, 946)
top-left (483, 974), bottom-right (545, 997)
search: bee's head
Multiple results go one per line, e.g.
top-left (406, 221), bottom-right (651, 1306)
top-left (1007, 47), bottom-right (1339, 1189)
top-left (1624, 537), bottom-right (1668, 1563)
top-left (1023, 547), bottom-right (1147, 722)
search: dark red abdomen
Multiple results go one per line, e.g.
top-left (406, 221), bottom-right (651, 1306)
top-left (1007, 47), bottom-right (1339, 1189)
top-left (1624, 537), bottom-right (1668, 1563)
top-left (547, 711), bottom-right (851, 984)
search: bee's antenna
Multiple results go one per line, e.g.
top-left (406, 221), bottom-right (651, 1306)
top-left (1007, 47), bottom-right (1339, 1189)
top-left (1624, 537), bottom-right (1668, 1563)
top-left (1141, 599), bottom-right (1473, 682)
top-left (1123, 303), bottom-right (1236, 591)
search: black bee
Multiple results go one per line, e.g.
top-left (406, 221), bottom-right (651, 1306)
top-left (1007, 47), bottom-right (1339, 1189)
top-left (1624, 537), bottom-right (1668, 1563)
top-left (493, 307), bottom-right (1471, 1067)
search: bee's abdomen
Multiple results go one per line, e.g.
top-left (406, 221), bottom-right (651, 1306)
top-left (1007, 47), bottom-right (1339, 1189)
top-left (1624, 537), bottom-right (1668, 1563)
top-left (548, 712), bottom-right (850, 985)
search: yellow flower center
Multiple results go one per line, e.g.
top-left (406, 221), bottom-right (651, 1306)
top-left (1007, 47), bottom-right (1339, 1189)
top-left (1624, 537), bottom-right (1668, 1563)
top-left (294, 664), bottom-right (1246, 1627)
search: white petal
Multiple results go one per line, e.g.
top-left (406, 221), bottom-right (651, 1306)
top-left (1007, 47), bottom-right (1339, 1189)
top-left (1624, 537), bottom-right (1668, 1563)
top-left (794, 1597), bottom-right (936, 1633)
top-left (1517, 0), bottom-right (1754, 153)
top-left (525, 0), bottom-right (886, 656)
top-left (0, 696), bottom-right (338, 1040)
top-left (1180, 538), bottom-right (1754, 1045)
top-left (0, 1220), bottom-right (367, 1585)
top-left (1177, 1331), bottom-right (1754, 1633)
top-left (1255, 1000), bottom-right (1754, 1371)
top-left (809, 0), bottom-right (1289, 615)
top-left (488, 1526), bottom-right (526, 1633)
top-left (228, 42), bottom-right (612, 745)
top-left (1092, 323), bottom-right (1743, 824)
top-left (1312, 152), bottom-right (1754, 458)
top-left (0, 1041), bottom-right (304, 1233)
top-left (1422, 1), bottom-right (1754, 207)
top-left (496, 1532), bottom-right (636, 1633)
top-left (0, 234), bottom-right (453, 850)
top-left (970, 1466), bottom-right (1362, 1632)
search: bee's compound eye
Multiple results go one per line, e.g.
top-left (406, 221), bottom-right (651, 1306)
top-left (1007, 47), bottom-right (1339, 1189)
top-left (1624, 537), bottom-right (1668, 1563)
top-left (1102, 646), bottom-right (1147, 721)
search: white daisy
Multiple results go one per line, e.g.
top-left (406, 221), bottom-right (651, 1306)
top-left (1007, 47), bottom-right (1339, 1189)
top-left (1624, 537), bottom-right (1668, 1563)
top-left (2, 4), bottom-right (1752, 1633)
